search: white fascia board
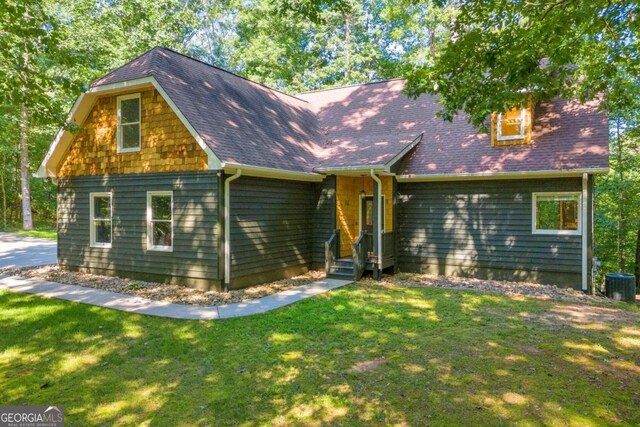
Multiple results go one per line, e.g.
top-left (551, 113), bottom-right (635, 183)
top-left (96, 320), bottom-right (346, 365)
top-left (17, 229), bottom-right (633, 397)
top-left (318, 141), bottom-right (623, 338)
top-left (383, 133), bottom-right (423, 173)
top-left (396, 168), bottom-right (610, 182)
top-left (222, 162), bottom-right (324, 182)
top-left (37, 76), bottom-right (222, 178)
top-left (313, 164), bottom-right (386, 174)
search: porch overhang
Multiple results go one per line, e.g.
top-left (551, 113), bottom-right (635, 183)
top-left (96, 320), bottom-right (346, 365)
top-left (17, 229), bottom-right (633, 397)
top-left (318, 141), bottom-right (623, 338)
top-left (313, 133), bottom-right (423, 176)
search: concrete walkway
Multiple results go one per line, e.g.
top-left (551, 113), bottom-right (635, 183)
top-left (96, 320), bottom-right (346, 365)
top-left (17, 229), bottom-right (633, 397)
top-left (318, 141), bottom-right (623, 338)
top-left (0, 232), bottom-right (57, 269)
top-left (0, 275), bottom-right (352, 320)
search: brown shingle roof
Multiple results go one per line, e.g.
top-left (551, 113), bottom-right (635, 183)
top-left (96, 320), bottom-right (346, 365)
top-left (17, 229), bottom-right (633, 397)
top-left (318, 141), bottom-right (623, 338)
top-left (298, 80), bottom-right (609, 176)
top-left (93, 47), bottom-right (322, 173)
top-left (91, 48), bottom-right (609, 176)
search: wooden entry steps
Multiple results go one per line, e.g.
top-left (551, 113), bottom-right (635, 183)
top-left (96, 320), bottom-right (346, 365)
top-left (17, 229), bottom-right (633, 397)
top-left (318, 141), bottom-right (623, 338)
top-left (327, 257), bottom-right (356, 280)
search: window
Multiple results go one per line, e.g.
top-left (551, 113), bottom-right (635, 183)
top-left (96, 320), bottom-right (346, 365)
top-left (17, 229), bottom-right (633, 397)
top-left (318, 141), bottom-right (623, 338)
top-left (497, 108), bottom-right (526, 141)
top-left (361, 195), bottom-right (385, 233)
top-left (117, 93), bottom-right (141, 152)
top-left (90, 192), bottom-right (112, 247)
top-left (532, 192), bottom-right (581, 235)
top-left (147, 191), bottom-right (173, 251)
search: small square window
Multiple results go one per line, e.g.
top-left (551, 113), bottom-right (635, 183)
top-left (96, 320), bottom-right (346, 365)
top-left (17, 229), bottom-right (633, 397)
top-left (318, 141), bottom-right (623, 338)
top-left (532, 192), bottom-right (581, 235)
top-left (147, 191), bottom-right (173, 251)
top-left (117, 94), bottom-right (141, 153)
top-left (497, 108), bottom-right (526, 141)
top-left (90, 192), bottom-right (112, 248)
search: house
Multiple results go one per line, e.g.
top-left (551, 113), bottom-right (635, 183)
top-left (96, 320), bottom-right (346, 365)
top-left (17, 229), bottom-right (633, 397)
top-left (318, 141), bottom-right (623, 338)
top-left (37, 47), bottom-right (609, 292)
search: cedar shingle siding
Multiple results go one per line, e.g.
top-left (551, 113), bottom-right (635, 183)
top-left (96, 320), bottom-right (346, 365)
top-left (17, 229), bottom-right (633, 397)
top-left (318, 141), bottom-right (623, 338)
top-left (396, 178), bottom-right (584, 288)
top-left (57, 171), bottom-right (221, 290)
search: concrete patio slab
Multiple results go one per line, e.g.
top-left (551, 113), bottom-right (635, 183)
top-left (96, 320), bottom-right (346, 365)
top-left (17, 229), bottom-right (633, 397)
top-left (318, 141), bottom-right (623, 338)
top-left (0, 232), bottom-right (57, 269)
top-left (0, 275), bottom-right (352, 320)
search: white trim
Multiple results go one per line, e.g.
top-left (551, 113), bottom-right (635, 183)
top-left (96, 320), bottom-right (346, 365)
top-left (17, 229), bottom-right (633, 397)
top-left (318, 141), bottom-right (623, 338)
top-left (581, 173), bottom-right (589, 291)
top-left (314, 164), bottom-right (385, 173)
top-left (36, 76), bottom-right (222, 177)
top-left (224, 170), bottom-right (242, 288)
top-left (89, 192), bottom-right (112, 248)
top-left (222, 163), bottom-right (323, 182)
top-left (370, 170), bottom-right (383, 267)
top-left (116, 93), bottom-right (141, 153)
top-left (383, 134), bottom-right (423, 172)
top-left (397, 168), bottom-right (609, 182)
top-left (531, 192), bottom-right (582, 236)
top-left (497, 108), bottom-right (526, 141)
top-left (147, 191), bottom-right (173, 252)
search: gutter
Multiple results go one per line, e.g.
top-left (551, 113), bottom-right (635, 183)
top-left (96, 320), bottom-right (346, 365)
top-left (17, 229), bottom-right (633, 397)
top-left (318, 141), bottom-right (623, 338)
top-left (223, 162), bottom-right (323, 182)
top-left (370, 169), bottom-right (383, 277)
top-left (224, 169), bottom-right (242, 291)
top-left (396, 168), bottom-right (610, 182)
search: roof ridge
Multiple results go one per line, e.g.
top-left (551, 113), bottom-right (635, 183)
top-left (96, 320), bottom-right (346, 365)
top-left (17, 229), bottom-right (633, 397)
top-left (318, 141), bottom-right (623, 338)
top-left (90, 47), bottom-right (161, 87)
top-left (154, 47), bottom-right (310, 104)
top-left (296, 78), bottom-right (406, 95)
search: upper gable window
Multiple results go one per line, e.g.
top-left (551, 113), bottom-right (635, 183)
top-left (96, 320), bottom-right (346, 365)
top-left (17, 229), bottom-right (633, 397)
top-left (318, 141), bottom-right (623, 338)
top-left (491, 104), bottom-right (532, 147)
top-left (117, 93), bottom-right (141, 153)
top-left (497, 108), bottom-right (526, 141)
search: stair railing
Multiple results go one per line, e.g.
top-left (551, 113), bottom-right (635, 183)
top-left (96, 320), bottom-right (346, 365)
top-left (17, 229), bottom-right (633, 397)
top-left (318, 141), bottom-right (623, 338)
top-left (325, 229), bottom-right (340, 273)
top-left (352, 231), bottom-right (366, 280)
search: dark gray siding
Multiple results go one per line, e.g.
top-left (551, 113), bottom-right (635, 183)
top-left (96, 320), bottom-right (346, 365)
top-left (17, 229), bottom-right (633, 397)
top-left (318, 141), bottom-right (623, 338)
top-left (397, 178), bottom-right (583, 288)
top-left (312, 176), bottom-right (336, 267)
top-left (229, 176), bottom-right (315, 287)
top-left (58, 171), bottom-right (221, 290)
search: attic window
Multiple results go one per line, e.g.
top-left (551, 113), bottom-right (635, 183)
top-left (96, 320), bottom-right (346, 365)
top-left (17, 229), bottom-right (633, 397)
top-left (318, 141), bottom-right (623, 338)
top-left (491, 105), bottom-right (533, 147)
top-left (497, 108), bottom-right (526, 141)
top-left (117, 93), bottom-right (141, 153)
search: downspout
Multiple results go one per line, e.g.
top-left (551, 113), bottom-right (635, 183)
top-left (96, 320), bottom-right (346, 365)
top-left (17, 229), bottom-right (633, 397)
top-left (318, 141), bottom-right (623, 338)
top-left (581, 172), bottom-right (588, 292)
top-left (370, 169), bottom-right (383, 275)
top-left (224, 169), bottom-right (242, 292)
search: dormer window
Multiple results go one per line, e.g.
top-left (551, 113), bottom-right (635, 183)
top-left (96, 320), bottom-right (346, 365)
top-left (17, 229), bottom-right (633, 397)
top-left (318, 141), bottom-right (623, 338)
top-left (117, 93), bottom-right (141, 153)
top-left (491, 104), bottom-right (533, 147)
top-left (497, 108), bottom-right (526, 141)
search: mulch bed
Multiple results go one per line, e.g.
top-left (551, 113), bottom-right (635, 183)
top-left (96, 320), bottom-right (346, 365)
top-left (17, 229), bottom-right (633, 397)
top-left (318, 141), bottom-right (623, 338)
top-left (364, 272), bottom-right (624, 305)
top-left (0, 265), bottom-right (325, 306)
top-left (2, 265), bottom-right (632, 307)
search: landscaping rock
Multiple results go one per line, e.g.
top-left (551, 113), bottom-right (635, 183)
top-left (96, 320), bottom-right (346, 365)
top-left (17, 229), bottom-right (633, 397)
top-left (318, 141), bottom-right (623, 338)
top-left (0, 265), bottom-right (325, 306)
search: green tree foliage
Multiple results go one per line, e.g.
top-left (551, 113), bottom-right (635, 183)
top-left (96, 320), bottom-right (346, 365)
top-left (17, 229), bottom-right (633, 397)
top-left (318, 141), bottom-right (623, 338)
top-left (595, 120), bottom-right (640, 287)
top-left (403, 0), bottom-right (640, 126)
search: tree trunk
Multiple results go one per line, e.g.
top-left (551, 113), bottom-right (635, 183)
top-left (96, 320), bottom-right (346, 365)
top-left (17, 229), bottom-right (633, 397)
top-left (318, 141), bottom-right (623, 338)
top-left (635, 224), bottom-right (640, 292)
top-left (19, 102), bottom-right (33, 230)
top-left (616, 117), bottom-right (624, 271)
top-left (344, 14), bottom-right (351, 82)
top-left (1, 155), bottom-right (6, 230)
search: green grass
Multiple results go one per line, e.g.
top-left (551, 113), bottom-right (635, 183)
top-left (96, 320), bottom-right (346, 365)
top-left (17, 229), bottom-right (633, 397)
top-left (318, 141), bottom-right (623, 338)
top-left (1, 284), bottom-right (639, 426)
top-left (3, 225), bottom-right (57, 239)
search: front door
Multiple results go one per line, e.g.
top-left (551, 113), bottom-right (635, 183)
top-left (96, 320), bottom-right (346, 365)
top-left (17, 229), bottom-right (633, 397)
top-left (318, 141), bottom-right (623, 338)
top-left (361, 196), bottom-right (374, 234)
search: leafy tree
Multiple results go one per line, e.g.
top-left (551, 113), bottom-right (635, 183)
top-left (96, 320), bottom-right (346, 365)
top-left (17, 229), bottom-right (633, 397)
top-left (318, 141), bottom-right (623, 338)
top-left (402, 0), bottom-right (640, 126)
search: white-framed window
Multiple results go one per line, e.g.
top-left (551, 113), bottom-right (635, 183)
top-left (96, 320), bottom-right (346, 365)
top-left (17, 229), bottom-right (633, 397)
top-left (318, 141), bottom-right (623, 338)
top-left (532, 192), bottom-right (582, 236)
top-left (147, 191), bottom-right (173, 251)
top-left (90, 192), bottom-right (112, 248)
top-left (497, 108), bottom-right (526, 141)
top-left (117, 93), bottom-right (141, 153)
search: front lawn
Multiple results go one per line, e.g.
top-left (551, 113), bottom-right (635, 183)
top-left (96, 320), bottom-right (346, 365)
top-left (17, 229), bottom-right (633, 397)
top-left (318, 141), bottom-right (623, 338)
top-left (3, 225), bottom-right (57, 240)
top-left (1, 284), bottom-right (638, 426)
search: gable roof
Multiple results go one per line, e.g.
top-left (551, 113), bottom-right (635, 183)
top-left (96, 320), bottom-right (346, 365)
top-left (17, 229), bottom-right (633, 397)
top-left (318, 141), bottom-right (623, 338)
top-left (92, 47), bottom-right (323, 173)
top-left (40, 47), bottom-right (609, 180)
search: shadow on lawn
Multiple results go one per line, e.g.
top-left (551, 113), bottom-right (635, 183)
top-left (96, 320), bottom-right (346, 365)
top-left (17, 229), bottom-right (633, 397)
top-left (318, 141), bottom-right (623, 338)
top-left (0, 285), bottom-right (639, 426)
